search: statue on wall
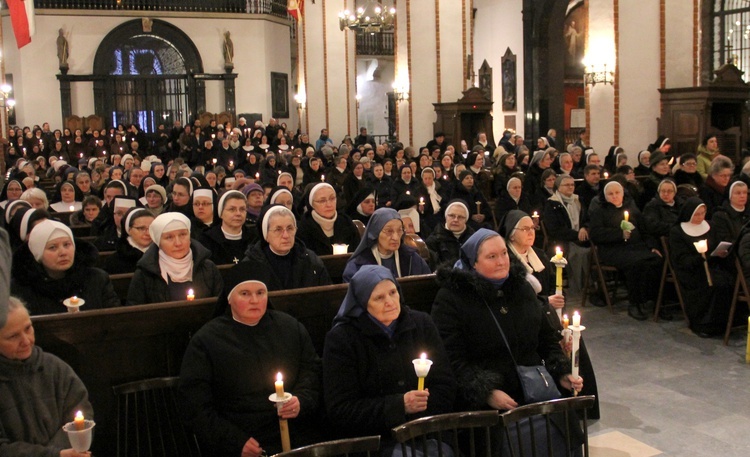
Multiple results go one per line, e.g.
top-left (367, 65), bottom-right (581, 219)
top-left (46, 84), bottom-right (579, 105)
top-left (501, 48), bottom-right (516, 111)
top-left (223, 31), bottom-right (234, 69)
top-left (142, 17), bottom-right (153, 33)
top-left (56, 29), bottom-right (69, 69)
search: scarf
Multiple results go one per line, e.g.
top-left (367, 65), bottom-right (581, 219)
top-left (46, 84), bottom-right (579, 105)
top-left (158, 249), bottom-right (193, 284)
top-left (371, 245), bottom-right (402, 278)
top-left (426, 183), bottom-right (442, 211)
top-left (508, 242), bottom-right (545, 274)
top-left (312, 209), bottom-right (337, 237)
top-left (554, 191), bottom-right (581, 231)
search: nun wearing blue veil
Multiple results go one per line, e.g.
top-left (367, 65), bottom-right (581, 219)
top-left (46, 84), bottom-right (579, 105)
top-left (341, 208), bottom-right (431, 283)
top-left (323, 265), bottom-right (455, 454)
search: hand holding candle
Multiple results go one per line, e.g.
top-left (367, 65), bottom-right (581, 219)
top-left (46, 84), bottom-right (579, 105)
top-left (275, 372), bottom-right (285, 397)
top-left (549, 247), bottom-right (568, 318)
top-left (693, 240), bottom-right (712, 286)
top-left (74, 410), bottom-right (85, 431)
top-left (569, 311), bottom-right (585, 396)
top-left (270, 372), bottom-right (292, 452)
top-left (412, 353), bottom-right (433, 390)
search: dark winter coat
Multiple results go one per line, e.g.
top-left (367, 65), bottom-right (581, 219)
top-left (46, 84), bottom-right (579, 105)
top-left (542, 196), bottom-right (589, 247)
top-left (323, 309), bottom-right (456, 440)
top-left (425, 223), bottom-right (475, 267)
top-left (241, 241), bottom-right (332, 290)
top-left (297, 212), bottom-right (361, 256)
top-left (10, 239), bottom-right (121, 314)
top-left (431, 261), bottom-right (569, 410)
top-left (102, 238), bottom-right (147, 274)
top-left (711, 201), bottom-right (750, 243)
top-left (641, 196), bottom-right (683, 240)
top-left (126, 240), bottom-right (223, 305)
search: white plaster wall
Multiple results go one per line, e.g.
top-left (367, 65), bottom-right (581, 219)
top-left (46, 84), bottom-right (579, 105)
top-left (2, 13), bottom-right (292, 130)
top-left (473, 0), bottom-right (525, 139)
top-left (438, 0), bottom-right (465, 105)
top-left (619, 0), bottom-right (660, 160)
top-left (665, 0), bottom-right (694, 88)
top-left (394, 0), bottom-right (409, 143)
top-left (356, 57), bottom-right (394, 138)
top-left (587, 0), bottom-right (615, 155)
top-left (409, 0), bottom-right (438, 148)
top-left (300, 2), bottom-right (329, 138)
top-left (323, 0), bottom-right (354, 140)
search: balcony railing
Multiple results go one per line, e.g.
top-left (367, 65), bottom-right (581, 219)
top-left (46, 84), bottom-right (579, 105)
top-left (29, 0), bottom-right (290, 17)
top-left (356, 31), bottom-right (394, 56)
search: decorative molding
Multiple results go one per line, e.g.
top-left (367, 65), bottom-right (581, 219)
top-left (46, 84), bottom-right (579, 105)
top-left (614, 0), bottom-right (619, 145)
top-left (693, 0), bottom-right (699, 86)
top-left (322, 0), bottom-right (330, 129)
top-left (302, 14), bottom-right (310, 134)
top-left (659, 0), bottom-right (665, 90)
top-left (407, 0), bottom-right (413, 146)
top-left (462, 0), bottom-right (467, 91)
top-left (435, 0), bottom-right (441, 103)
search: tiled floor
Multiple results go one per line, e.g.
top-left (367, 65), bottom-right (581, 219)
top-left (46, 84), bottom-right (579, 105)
top-left (578, 296), bottom-right (750, 456)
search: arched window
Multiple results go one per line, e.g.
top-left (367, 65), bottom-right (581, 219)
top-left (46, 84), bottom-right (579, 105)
top-left (93, 19), bottom-right (204, 133)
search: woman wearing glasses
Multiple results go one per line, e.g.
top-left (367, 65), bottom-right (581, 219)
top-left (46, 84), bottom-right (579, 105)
top-left (199, 191), bottom-right (257, 265)
top-left (297, 183), bottom-right (360, 255)
top-left (342, 208), bottom-right (430, 283)
top-left (239, 205), bottom-right (331, 290)
top-left (103, 207), bottom-right (155, 274)
top-left (426, 200), bottom-right (475, 266)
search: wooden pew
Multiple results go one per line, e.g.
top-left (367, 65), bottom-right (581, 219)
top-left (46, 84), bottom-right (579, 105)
top-left (110, 253), bottom-right (355, 299)
top-left (32, 274), bottom-right (438, 456)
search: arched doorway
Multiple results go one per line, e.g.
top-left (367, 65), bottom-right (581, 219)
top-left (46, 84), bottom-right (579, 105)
top-left (92, 19), bottom-right (204, 133)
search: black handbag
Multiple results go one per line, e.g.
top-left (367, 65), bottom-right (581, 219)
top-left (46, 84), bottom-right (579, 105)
top-left (484, 302), bottom-right (561, 404)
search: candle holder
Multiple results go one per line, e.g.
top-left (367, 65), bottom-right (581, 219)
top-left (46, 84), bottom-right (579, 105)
top-left (693, 240), bottom-right (712, 286)
top-left (63, 420), bottom-right (95, 452)
top-left (63, 297), bottom-right (85, 313)
top-left (568, 323), bottom-right (585, 397)
top-left (531, 212), bottom-right (540, 230)
top-left (332, 244), bottom-right (349, 255)
top-left (412, 354), bottom-right (433, 390)
top-left (269, 392), bottom-right (293, 452)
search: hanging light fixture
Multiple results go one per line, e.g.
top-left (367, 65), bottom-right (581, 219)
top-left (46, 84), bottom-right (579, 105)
top-left (339, 1), bottom-right (396, 34)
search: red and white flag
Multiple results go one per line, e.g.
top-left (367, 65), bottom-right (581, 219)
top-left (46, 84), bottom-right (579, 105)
top-left (7, 0), bottom-right (36, 48)
top-left (287, 0), bottom-right (303, 21)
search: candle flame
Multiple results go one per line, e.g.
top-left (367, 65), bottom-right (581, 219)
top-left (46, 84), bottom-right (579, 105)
top-left (573, 311), bottom-right (580, 318)
top-left (420, 352), bottom-right (427, 360)
top-left (563, 314), bottom-right (568, 320)
top-left (556, 246), bottom-right (562, 255)
top-left (187, 289), bottom-right (194, 295)
top-left (75, 411), bottom-right (84, 420)
top-left (276, 372), bottom-right (283, 382)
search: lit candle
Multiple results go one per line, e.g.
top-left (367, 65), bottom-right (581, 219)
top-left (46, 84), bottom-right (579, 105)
top-left (412, 352), bottom-right (433, 391)
top-left (187, 289), bottom-right (195, 301)
top-left (563, 314), bottom-right (569, 329)
top-left (554, 246), bottom-right (563, 261)
top-left (211, 134), bottom-right (216, 139)
top-left (212, 158), bottom-right (217, 164)
top-left (69, 205), bottom-right (75, 212)
top-left (532, 211), bottom-right (539, 219)
top-left (275, 372), bottom-right (285, 397)
top-left (229, 160), bottom-right (234, 167)
top-left (475, 201), bottom-right (481, 213)
top-left (255, 172), bottom-right (260, 180)
top-left (419, 197), bottom-right (425, 213)
top-left (321, 174), bottom-right (325, 182)
top-left (623, 211), bottom-right (629, 222)
top-left (549, 248), bottom-right (567, 318)
top-left (570, 311), bottom-right (585, 396)
top-left (561, 314), bottom-right (572, 358)
top-left (572, 311), bottom-right (581, 327)
top-left (693, 240), bottom-right (712, 286)
top-left (74, 411), bottom-right (85, 431)
top-left (332, 244), bottom-right (349, 255)
top-left (603, 171), bottom-right (609, 179)
top-left (70, 296), bottom-right (79, 305)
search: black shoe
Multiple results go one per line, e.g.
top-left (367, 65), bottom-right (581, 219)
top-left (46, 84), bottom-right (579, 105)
top-left (657, 307), bottom-right (673, 321)
top-left (591, 296), bottom-right (608, 308)
top-left (628, 304), bottom-right (648, 321)
top-left (642, 300), bottom-right (656, 313)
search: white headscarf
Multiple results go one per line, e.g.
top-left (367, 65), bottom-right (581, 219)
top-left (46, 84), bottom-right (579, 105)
top-left (28, 220), bottom-right (74, 262)
top-left (149, 212), bottom-right (193, 283)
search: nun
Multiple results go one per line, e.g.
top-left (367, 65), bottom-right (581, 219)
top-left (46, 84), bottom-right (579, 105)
top-left (10, 220), bottom-right (120, 314)
top-left (323, 265), bottom-right (455, 452)
top-left (240, 205), bottom-right (331, 289)
top-left (178, 266), bottom-right (322, 457)
top-left (49, 181), bottom-right (83, 213)
top-left (127, 212), bottom-right (223, 305)
top-left (668, 197), bottom-right (734, 337)
top-left (199, 190), bottom-right (257, 265)
top-left (425, 200), bottom-right (475, 267)
top-left (102, 208), bottom-right (155, 274)
top-left (342, 208), bottom-right (430, 283)
top-left (190, 187), bottom-right (217, 239)
top-left (297, 182), bottom-right (361, 256)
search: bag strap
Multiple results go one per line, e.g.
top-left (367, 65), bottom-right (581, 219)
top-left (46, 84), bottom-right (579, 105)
top-left (482, 300), bottom-right (519, 368)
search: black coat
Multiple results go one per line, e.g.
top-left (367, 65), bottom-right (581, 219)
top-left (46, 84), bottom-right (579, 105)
top-left (494, 192), bottom-right (533, 226)
top-left (448, 183), bottom-right (493, 230)
top-left (297, 212), bottom-right (361, 256)
top-left (425, 223), bottom-right (475, 268)
top-left (102, 237), bottom-right (146, 274)
top-left (711, 201), bottom-right (750, 243)
top-left (641, 196), bottom-right (683, 240)
top-left (198, 224), bottom-right (257, 265)
top-left (323, 309), bottom-right (456, 440)
top-left (10, 239), bottom-right (121, 314)
top-left (127, 240), bottom-right (223, 305)
top-left (241, 241), bottom-right (332, 290)
top-left (431, 262), bottom-right (569, 410)
top-left (589, 198), bottom-right (657, 265)
top-left (542, 197), bottom-right (589, 247)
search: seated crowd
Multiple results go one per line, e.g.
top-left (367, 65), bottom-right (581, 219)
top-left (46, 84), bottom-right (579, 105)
top-left (1, 120), bottom-right (747, 456)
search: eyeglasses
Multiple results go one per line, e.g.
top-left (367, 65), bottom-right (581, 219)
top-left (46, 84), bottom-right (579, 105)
top-left (172, 192), bottom-right (188, 198)
top-left (682, 161), bottom-right (697, 167)
top-left (130, 225), bottom-right (149, 232)
top-left (313, 196), bottom-right (337, 205)
top-left (270, 226), bottom-right (297, 236)
top-left (382, 229), bottom-right (404, 238)
top-left (193, 202), bottom-right (213, 207)
top-left (446, 214), bottom-right (467, 221)
top-left (515, 226), bottom-right (536, 233)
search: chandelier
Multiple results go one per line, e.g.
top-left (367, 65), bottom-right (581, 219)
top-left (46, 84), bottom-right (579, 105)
top-left (339, 1), bottom-right (396, 34)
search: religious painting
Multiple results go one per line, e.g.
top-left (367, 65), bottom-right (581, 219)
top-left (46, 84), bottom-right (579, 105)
top-left (501, 48), bottom-right (516, 111)
top-left (478, 60), bottom-right (492, 102)
top-left (271, 72), bottom-right (289, 118)
top-left (564, 2), bottom-right (587, 79)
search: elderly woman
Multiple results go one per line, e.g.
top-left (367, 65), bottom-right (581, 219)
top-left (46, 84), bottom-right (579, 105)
top-left (199, 190), bottom-right (256, 265)
top-left (20, 188), bottom-right (49, 211)
top-left (448, 170), bottom-right (493, 230)
top-left (589, 181), bottom-right (662, 320)
top-left (179, 267), bottom-right (322, 457)
top-left (342, 208), bottom-right (430, 282)
top-left (240, 205), bottom-right (331, 289)
top-left (669, 198), bottom-right (733, 337)
top-left (11, 220), bottom-right (120, 314)
top-left (190, 188), bottom-right (216, 239)
top-left (699, 155), bottom-right (733, 219)
top-left (641, 179), bottom-right (683, 240)
top-left (543, 175), bottom-right (590, 295)
top-left (711, 180), bottom-right (750, 243)
top-left (345, 187), bottom-right (376, 225)
top-left (127, 212), bottom-right (223, 305)
top-left (0, 297), bottom-right (93, 457)
top-left (323, 265), bottom-right (455, 451)
top-left (494, 175), bottom-right (533, 225)
top-left (638, 151), bottom-right (672, 209)
top-left (431, 229), bottom-right (583, 453)
top-left (0, 178), bottom-right (25, 211)
top-left (297, 183), bottom-right (360, 256)
top-left (426, 200), bottom-right (475, 267)
top-left (102, 208), bottom-right (154, 274)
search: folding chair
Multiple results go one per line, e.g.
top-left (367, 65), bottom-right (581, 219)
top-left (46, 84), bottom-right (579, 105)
top-left (581, 242), bottom-right (616, 313)
top-left (271, 436), bottom-right (381, 457)
top-left (725, 256), bottom-right (750, 345)
top-left (392, 410), bottom-right (500, 457)
top-left (654, 236), bottom-right (690, 324)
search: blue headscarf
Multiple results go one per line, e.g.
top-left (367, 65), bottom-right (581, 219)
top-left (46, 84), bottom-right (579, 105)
top-left (333, 265), bottom-right (403, 330)
top-left (350, 207), bottom-right (403, 258)
top-left (455, 228), bottom-right (509, 288)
